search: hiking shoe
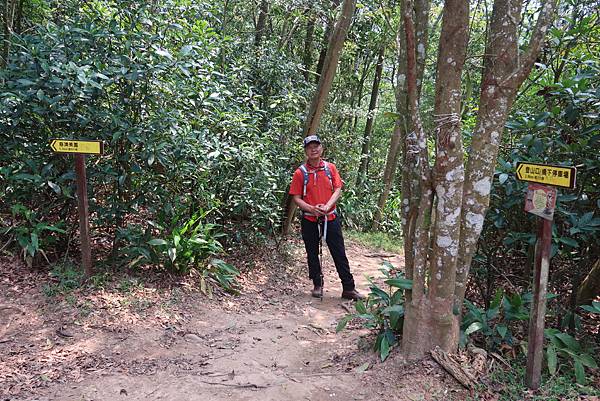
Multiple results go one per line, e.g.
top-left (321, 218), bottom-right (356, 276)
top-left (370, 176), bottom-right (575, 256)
top-left (311, 286), bottom-right (323, 298)
top-left (341, 289), bottom-right (365, 300)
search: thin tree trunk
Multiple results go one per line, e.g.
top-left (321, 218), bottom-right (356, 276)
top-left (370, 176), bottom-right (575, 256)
top-left (282, 0), bottom-right (357, 235)
top-left (2, 0), bottom-right (13, 67)
top-left (315, 0), bottom-right (341, 83)
top-left (303, 14), bottom-right (315, 81)
top-left (302, 0), bottom-right (356, 135)
top-left (350, 55), bottom-right (372, 132)
top-left (373, 0), bottom-right (430, 228)
top-left (254, 0), bottom-right (269, 48)
top-left (278, 16), bottom-right (301, 51)
top-left (356, 45), bottom-right (385, 190)
top-left (576, 258), bottom-right (600, 306)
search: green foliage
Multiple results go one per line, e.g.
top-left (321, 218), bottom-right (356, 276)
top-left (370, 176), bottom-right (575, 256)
top-left (469, 356), bottom-right (600, 400)
top-left (2, 204), bottom-right (66, 266)
top-left (336, 261), bottom-right (411, 361)
top-left (461, 291), bottom-right (599, 386)
top-left (460, 290), bottom-right (533, 351)
top-left (0, 0), bottom-right (309, 293)
top-left (146, 210), bottom-right (225, 273)
top-left (544, 328), bottom-right (598, 385)
top-left (344, 229), bottom-right (403, 254)
top-left (200, 258), bottom-right (240, 296)
top-left (42, 261), bottom-right (83, 296)
top-left (580, 301), bottom-right (600, 315)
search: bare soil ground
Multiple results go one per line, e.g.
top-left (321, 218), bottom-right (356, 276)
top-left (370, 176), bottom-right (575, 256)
top-left (1, 239), bottom-right (467, 401)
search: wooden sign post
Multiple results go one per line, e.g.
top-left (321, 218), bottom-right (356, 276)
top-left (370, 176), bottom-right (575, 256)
top-left (50, 139), bottom-right (104, 278)
top-left (517, 162), bottom-right (576, 389)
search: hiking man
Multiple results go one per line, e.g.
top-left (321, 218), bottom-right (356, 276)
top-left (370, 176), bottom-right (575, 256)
top-left (289, 135), bottom-right (364, 300)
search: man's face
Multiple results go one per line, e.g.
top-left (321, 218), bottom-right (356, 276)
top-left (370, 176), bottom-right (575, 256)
top-left (305, 142), bottom-right (323, 158)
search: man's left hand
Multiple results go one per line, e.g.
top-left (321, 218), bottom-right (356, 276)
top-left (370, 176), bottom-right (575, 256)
top-left (316, 204), bottom-right (330, 214)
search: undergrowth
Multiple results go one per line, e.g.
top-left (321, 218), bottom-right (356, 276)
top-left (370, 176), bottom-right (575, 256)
top-left (469, 357), bottom-right (600, 400)
top-left (345, 230), bottom-right (404, 254)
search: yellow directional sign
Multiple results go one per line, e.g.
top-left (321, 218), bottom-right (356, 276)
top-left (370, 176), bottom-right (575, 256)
top-left (516, 162), bottom-right (576, 189)
top-left (50, 139), bottom-right (104, 155)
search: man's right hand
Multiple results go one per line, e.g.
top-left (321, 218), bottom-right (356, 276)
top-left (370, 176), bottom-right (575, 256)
top-left (308, 205), bottom-right (325, 216)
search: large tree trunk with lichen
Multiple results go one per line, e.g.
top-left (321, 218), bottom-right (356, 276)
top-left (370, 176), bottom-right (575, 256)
top-left (373, 0), bottom-right (429, 229)
top-left (454, 0), bottom-right (558, 313)
top-left (282, 0), bottom-right (357, 235)
top-left (401, 0), bottom-right (469, 358)
top-left (400, 0), bottom-right (557, 359)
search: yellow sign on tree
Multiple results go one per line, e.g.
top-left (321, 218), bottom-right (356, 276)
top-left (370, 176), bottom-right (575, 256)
top-left (516, 162), bottom-right (576, 189)
top-left (50, 139), bottom-right (104, 155)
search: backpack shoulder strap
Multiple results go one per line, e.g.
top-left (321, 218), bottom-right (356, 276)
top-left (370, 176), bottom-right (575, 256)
top-left (299, 164), bottom-right (309, 198)
top-left (322, 161), bottom-right (334, 191)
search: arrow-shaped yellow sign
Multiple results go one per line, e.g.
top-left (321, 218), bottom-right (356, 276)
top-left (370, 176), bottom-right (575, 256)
top-left (50, 139), bottom-right (104, 155)
top-left (516, 162), bottom-right (576, 189)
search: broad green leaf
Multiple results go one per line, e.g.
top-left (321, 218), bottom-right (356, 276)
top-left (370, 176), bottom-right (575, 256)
top-left (547, 344), bottom-right (557, 375)
top-left (380, 336), bottom-right (390, 361)
top-left (336, 315), bottom-right (354, 333)
top-left (499, 173), bottom-right (508, 184)
top-left (147, 239), bottom-right (168, 246)
top-left (168, 247), bottom-right (177, 262)
top-left (574, 360), bottom-right (586, 385)
top-left (47, 181), bottom-right (61, 194)
top-left (389, 311), bottom-right (403, 330)
top-left (579, 353), bottom-right (598, 368)
top-left (369, 286), bottom-right (390, 302)
top-left (155, 48), bottom-right (173, 59)
top-left (355, 299), bottom-right (367, 314)
top-left (465, 322), bottom-right (483, 336)
top-left (384, 278), bottom-right (413, 289)
top-left (580, 303), bottom-right (600, 314)
top-left (554, 332), bottom-right (581, 352)
top-left (355, 362), bottom-right (370, 373)
top-left (496, 324), bottom-right (508, 339)
top-left (559, 237), bottom-right (579, 248)
top-left (490, 288), bottom-right (504, 309)
top-left (382, 305), bottom-right (404, 315)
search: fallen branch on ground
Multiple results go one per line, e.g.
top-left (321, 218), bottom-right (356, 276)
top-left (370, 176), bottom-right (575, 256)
top-left (364, 253), bottom-right (396, 258)
top-left (197, 380), bottom-right (268, 389)
top-left (431, 346), bottom-right (476, 389)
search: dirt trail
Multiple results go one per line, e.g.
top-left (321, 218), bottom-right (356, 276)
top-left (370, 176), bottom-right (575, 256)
top-left (0, 241), bottom-right (464, 401)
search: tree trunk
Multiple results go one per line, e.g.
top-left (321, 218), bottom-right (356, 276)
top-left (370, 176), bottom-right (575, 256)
top-left (2, 0), bottom-right (15, 67)
top-left (303, 14), bottom-right (315, 81)
top-left (454, 0), bottom-right (557, 311)
top-left (254, 0), bottom-right (269, 48)
top-left (282, 0), bottom-right (357, 235)
top-left (373, 0), bottom-right (430, 229)
top-left (356, 45), bottom-right (385, 190)
top-left (576, 258), bottom-right (600, 306)
top-left (400, 0), bottom-right (557, 359)
top-left (315, 0), bottom-right (341, 83)
top-left (401, 0), bottom-right (469, 358)
top-left (302, 0), bottom-right (355, 136)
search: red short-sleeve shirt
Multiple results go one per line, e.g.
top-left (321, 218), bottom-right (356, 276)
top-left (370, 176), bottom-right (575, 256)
top-left (289, 160), bottom-right (343, 222)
